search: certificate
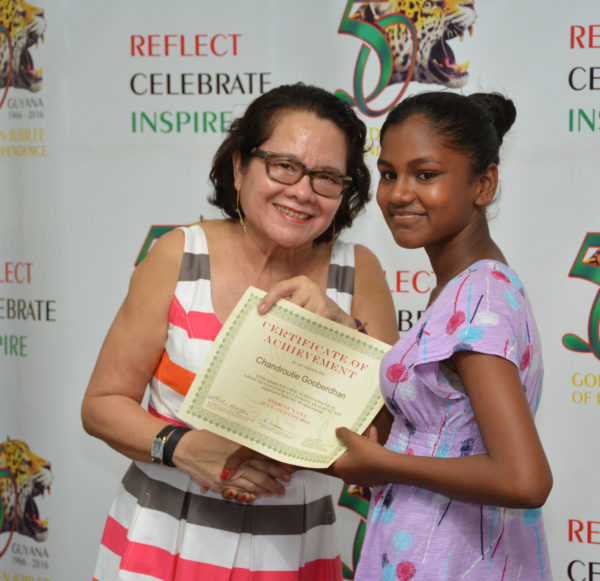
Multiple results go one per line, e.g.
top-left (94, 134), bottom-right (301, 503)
top-left (178, 286), bottom-right (391, 468)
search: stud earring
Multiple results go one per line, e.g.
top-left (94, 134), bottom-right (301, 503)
top-left (236, 184), bottom-right (246, 232)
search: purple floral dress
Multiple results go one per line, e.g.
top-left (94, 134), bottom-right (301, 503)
top-left (356, 261), bottom-right (551, 580)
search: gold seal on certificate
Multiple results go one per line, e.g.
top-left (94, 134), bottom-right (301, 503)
top-left (178, 287), bottom-right (391, 468)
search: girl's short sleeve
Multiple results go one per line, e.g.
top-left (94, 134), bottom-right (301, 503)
top-left (410, 262), bottom-right (537, 399)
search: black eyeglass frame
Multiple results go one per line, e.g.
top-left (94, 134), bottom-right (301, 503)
top-left (250, 147), bottom-right (352, 199)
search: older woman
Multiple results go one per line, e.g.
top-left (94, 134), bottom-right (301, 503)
top-left (82, 82), bottom-right (398, 580)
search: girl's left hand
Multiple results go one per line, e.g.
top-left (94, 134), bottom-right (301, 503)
top-left (258, 275), bottom-right (356, 328)
top-left (332, 425), bottom-right (389, 486)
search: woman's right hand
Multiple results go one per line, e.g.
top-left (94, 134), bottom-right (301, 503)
top-left (219, 447), bottom-right (294, 503)
top-left (172, 429), bottom-right (292, 500)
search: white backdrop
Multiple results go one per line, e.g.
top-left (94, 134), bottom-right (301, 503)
top-left (1, 1), bottom-right (599, 579)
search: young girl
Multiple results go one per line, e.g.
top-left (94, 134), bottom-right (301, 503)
top-left (333, 92), bottom-right (553, 580)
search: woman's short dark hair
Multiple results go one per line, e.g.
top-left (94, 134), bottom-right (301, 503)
top-left (209, 82), bottom-right (370, 244)
top-left (380, 91), bottom-right (517, 175)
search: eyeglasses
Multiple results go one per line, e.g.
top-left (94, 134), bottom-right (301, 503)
top-left (250, 148), bottom-right (352, 199)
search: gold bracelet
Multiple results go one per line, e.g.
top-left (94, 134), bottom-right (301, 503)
top-left (353, 319), bottom-right (368, 334)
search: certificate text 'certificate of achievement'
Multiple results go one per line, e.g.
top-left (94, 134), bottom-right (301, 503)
top-left (178, 287), bottom-right (391, 468)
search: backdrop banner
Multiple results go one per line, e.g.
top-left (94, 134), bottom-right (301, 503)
top-left (1, 1), bottom-right (598, 579)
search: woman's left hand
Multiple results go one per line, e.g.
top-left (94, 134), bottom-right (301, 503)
top-left (258, 275), bottom-right (356, 328)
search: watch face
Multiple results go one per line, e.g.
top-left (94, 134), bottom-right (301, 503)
top-left (151, 437), bottom-right (164, 463)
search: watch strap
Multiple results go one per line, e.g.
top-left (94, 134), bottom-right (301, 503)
top-left (163, 426), bottom-right (192, 467)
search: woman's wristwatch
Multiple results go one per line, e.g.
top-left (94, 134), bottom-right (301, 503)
top-left (151, 425), bottom-right (191, 466)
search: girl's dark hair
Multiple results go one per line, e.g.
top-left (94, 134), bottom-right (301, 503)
top-left (209, 82), bottom-right (370, 244)
top-left (380, 91), bottom-right (517, 174)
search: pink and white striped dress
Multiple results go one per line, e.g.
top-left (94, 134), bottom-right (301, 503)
top-left (93, 223), bottom-right (355, 581)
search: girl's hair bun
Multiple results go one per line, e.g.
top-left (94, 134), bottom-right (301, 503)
top-left (468, 93), bottom-right (516, 143)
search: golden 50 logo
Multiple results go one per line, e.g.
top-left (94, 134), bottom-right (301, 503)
top-left (563, 233), bottom-right (600, 361)
top-left (0, 1), bottom-right (46, 110)
top-left (335, 0), bottom-right (476, 117)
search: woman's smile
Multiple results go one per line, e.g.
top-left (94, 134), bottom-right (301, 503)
top-left (273, 202), bottom-right (312, 221)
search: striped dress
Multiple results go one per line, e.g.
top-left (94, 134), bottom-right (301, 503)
top-left (93, 223), bottom-right (355, 581)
